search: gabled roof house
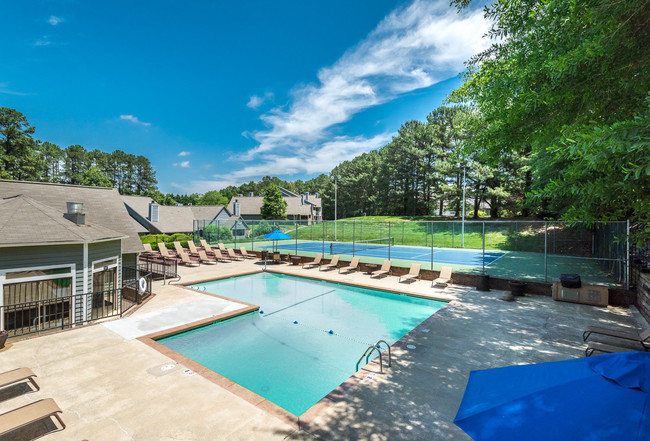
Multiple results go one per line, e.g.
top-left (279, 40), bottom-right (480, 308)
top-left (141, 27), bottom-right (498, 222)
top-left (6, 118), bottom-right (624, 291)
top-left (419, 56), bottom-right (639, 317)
top-left (227, 188), bottom-right (322, 224)
top-left (122, 195), bottom-right (249, 238)
top-left (0, 180), bottom-right (145, 335)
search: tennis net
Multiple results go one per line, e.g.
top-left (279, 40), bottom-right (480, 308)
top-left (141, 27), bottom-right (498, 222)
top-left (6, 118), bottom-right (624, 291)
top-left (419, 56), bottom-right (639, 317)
top-left (330, 237), bottom-right (394, 255)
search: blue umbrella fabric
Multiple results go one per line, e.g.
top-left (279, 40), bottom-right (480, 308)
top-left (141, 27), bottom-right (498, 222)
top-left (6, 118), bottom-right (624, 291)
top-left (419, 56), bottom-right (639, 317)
top-left (261, 230), bottom-right (293, 240)
top-left (454, 351), bottom-right (650, 441)
top-left (261, 229), bottom-right (292, 252)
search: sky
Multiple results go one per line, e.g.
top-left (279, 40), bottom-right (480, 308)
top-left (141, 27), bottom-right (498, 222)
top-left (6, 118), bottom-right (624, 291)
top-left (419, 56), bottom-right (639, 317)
top-left (0, 0), bottom-right (490, 194)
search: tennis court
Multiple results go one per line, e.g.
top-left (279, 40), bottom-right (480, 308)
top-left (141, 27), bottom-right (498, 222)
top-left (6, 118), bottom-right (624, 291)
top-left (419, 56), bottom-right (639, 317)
top-left (262, 239), bottom-right (506, 266)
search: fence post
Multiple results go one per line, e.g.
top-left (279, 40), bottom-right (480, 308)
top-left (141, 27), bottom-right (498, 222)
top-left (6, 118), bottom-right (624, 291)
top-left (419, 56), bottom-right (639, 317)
top-left (352, 222), bottom-right (356, 256)
top-left (295, 224), bottom-right (298, 255)
top-left (626, 219), bottom-right (630, 290)
top-left (388, 222), bottom-right (391, 260)
top-left (430, 222), bottom-right (434, 271)
top-left (402, 222), bottom-right (405, 245)
top-left (544, 222), bottom-right (548, 282)
top-left (482, 222), bottom-right (486, 273)
top-left (322, 221), bottom-right (325, 255)
top-left (252, 222), bottom-right (255, 251)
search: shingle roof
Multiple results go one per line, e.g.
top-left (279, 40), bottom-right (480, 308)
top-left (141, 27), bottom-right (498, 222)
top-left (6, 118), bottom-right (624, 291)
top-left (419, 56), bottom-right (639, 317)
top-left (0, 195), bottom-right (126, 247)
top-left (0, 180), bottom-right (144, 253)
top-left (122, 195), bottom-right (229, 234)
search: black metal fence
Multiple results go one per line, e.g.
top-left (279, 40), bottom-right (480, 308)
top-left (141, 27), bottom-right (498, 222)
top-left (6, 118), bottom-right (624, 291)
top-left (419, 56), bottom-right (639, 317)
top-left (137, 255), bottom-right (179, 282)
top-left (3, 269), bottom-right (154, 338)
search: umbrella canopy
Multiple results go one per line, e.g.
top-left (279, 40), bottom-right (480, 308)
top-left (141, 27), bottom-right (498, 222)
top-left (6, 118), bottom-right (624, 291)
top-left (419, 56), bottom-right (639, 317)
top-left (262, 230), bottom-right (293, 240)
top-left (454, 351), bottom-right (650, 441)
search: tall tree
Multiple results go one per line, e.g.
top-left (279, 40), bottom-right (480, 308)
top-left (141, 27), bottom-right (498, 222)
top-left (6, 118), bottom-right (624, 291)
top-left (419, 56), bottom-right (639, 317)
top-left (449, 0), bottom-right (650, 229)
top-left (0, 108), bottom-right (42, 180)
top-left (260, 184), bottom-right (287, 219)
top-left (63, 145), bottom-right (88, 185)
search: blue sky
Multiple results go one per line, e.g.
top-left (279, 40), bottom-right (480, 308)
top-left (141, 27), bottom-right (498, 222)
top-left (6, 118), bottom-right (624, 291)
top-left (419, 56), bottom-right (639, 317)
top-left (0, 0), bottom-right (489, 194)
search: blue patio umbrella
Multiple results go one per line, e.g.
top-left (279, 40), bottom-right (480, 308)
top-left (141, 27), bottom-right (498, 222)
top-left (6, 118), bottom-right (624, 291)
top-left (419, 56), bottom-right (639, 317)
top-left (454, 351), bottom-right (650, 441)
top-left (261, 229), bottom-right (292, 252)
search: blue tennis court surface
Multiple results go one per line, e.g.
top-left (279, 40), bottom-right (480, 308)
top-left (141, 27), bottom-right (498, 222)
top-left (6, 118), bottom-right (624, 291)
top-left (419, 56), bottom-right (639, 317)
top-left (262, 241), bottom-right (506, 266)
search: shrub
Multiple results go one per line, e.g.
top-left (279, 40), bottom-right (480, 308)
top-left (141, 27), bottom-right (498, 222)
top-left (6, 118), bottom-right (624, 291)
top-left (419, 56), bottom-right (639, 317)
top-left (253, 221), bottom-right (273, 237)
top-left (204, 224), bottom-right (233, 242)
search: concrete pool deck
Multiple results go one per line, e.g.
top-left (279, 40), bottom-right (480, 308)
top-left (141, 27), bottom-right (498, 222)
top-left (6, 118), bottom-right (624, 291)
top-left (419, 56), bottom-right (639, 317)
top-left (0, 259), bottom-right (645, 440)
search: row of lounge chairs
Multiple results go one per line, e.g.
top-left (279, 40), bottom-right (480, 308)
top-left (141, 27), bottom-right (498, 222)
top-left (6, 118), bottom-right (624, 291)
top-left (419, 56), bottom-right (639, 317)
top-left (583, 325), bottom-right (650, 356)
top-left (143, 241), bottom-right (255, 267)
top-left (301, 254), bottom-right (454, 287)
top-left (0, 367), bottom-right (65, 439)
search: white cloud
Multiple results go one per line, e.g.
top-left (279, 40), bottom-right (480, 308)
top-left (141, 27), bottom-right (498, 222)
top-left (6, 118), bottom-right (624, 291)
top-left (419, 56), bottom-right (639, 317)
top-left (33, 36), bottom-right (52, 46)
top-left (180, 161), bottom-right (190, 168)
top-left (244, 0), bottom-right (489, 160)
top-left (48, 16), bottom-right (62, 26)
top-left (0, 83), bottom-right (33, 96)
top-left (178, 151), bottom-right (191, 156)
top-left (247, 92), bottom-right (274, 109)
top-left (119, 114), bottom-right (151, 126)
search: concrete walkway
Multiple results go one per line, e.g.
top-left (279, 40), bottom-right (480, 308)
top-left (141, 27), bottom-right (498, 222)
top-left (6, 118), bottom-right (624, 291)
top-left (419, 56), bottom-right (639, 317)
top-left (0, 260), bottom-right (645, 441)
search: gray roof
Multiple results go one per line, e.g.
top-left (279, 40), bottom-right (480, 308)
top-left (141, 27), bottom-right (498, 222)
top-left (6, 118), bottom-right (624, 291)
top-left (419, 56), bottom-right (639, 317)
top-left (122, 195), bottom-right (230, 234)
top-left (0, 195), bottom-right (127, 247)
top-left (0, 180), bottom-right (144, 253)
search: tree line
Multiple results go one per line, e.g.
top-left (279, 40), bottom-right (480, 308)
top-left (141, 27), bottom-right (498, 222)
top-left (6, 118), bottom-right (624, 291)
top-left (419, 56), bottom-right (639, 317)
top-left (1, 107), bottom-right (158, 195)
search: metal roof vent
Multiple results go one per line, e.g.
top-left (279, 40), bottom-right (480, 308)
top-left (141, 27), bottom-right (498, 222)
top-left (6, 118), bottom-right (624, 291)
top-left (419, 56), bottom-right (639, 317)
top-left (64, 202), bottom-right (85, 225)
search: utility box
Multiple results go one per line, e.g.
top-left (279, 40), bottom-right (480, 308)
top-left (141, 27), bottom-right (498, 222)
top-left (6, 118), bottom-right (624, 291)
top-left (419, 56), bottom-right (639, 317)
top-left (552, 279), bottom-right (609, 306)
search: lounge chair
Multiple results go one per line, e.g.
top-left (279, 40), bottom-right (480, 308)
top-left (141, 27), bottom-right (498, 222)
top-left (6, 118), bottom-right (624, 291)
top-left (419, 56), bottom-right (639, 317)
top-left (218, 243), bottom-right (227, 253)
top-left (432, 266), bottom-right (453, 287)
top-left (157, 242), bottom-right (176, 259)
top-left (200, 239), bottom-right (214, 253)
top-left (399, 264), bottom-right (421, 283)
top-left (213, 250), bottom-right (231, 262)
top-left (187, 241), bottom-right (203, 257)
top-left (0, 398), bottom-right (65, 438)
top-left (142, 243), bottom-right (159, 255)
top-left (239, 247), bottom-right (255, 259)
top-left (303, 253), bottom-right (323, 269)
top-left (371, 260), bottom-right (392, 278)
top-left (173, 241), bottom-right (189, 257)
top-left (320, 255), bottom-right (340, 271)
top-left (0, 367), bottom-right (40, 394)
top-left (339, 257), bottom-right (360, 274)
top-left (179, 251), bottom-right (199, 267)
top-left (585, 340), bottom-right (647, 357)
top-left (583, 326), bottom-right (650, 344)
top-left (198, 250), bottom-right (217, 264)
top-left (227, 248), bottom-right (244, 261)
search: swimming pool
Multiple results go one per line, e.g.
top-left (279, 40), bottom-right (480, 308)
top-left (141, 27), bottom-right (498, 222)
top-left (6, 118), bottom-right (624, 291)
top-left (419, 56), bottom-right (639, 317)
top-left (157, 273), bottom-right (446, 416)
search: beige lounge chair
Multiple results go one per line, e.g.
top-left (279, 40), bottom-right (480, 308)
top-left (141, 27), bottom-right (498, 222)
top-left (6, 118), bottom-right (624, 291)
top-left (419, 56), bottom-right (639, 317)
top-left (339, 257), bottom-right (360, 274)
top-left (371, 260), bottom-right (392, 278)
top-left (239, 247), bottom-right (255, 259)
top-left (585, 340), bottom-right (647, 357)
top-left (303, 254), bottom-right (323, 269)
top-left (0, 398), bottom-right (65, 438)
top-left (583, 326), bottom-right (650, 344)
top-left (179, 251), bottom-right (199, 267)
top-left (143, 243), bottom-right (157, 254)
top-left (320, 255), bottom-right (340, 271)
top-left (198, 250), bottom-right (217, 264)
top-left (173, 241), bottom-right (189, 257)
top-left (218, 243), bottom-right (227, 252)
top-left (213, 250), bottom-right (231, 262)
top-left (400, 264), bottom-right (421, 283)
top-left (227, 248), bottom-right (244, 261)
top-left (187, 241), bottom-right (203, 256)
top-left (200, 239), bottom-right (214, 253)
top-left (432, 266), bottom-right (453, 287)
top-left (0, 367), bottom-right (39, 393)
top-left (157, 242), bottom-right (175, 259)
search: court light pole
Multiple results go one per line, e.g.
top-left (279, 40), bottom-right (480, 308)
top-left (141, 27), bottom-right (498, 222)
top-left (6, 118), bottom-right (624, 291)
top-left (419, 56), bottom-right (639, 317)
top-left (461, 164), bottom-right (466, 248)
top-left (334, 176), bottom-right (338, 241)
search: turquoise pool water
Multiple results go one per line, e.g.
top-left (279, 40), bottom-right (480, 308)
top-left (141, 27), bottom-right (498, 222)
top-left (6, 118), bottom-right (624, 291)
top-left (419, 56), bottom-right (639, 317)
top-left (157, 273), bottom-right (446, 416)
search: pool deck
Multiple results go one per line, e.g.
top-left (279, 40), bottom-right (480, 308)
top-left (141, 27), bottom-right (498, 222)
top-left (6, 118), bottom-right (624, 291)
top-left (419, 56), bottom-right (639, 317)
top-left (0, 259), bottom-right (645, 440)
